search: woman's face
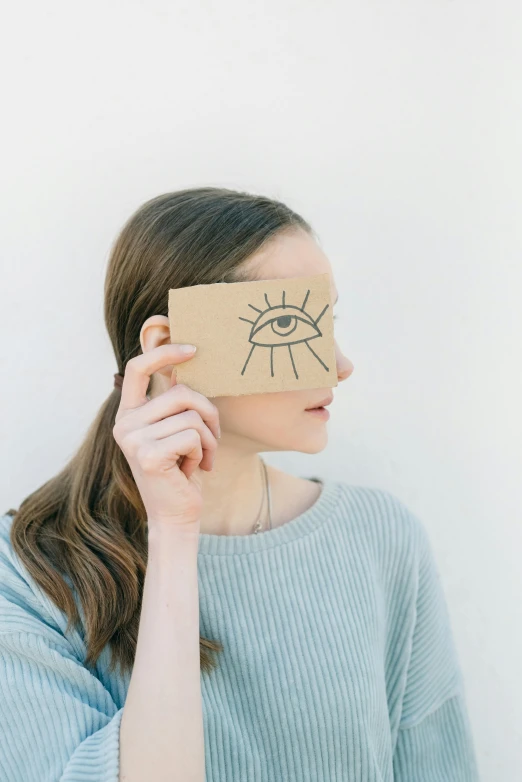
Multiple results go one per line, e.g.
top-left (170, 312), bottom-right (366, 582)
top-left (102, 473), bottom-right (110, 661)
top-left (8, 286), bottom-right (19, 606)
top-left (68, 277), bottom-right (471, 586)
top-left (210, 229), bottom-right (354, 455)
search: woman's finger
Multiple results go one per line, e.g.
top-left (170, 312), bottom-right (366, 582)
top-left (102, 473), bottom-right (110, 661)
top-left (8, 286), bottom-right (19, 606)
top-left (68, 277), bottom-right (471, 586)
top-left (137, 429), bottom-right (204, 481)
top-left (140, 409), bottom-right (217, 471)
top-left (118, 343), bottom-right (197, 413)
top-left (134, 384), bottom-right (220, 442)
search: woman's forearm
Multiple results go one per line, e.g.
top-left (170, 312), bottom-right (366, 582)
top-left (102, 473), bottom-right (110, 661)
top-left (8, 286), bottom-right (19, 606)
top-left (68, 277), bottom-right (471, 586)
top-left (119, 522), bottom-right (204, 782)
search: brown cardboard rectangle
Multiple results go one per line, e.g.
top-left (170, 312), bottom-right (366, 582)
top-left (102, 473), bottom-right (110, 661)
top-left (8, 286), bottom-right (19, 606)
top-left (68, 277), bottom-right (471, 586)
top-left (168, 272), bottom-right (337, 398)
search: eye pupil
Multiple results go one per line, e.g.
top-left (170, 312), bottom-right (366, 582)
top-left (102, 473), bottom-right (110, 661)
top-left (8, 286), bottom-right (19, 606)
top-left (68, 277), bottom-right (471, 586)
top-left (277, 315), bottom-right (292, 328)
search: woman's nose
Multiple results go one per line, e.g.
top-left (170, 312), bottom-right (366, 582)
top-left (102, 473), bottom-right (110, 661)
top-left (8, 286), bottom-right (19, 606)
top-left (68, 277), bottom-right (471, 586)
top-left (335, 341), bottom-right (355, 382)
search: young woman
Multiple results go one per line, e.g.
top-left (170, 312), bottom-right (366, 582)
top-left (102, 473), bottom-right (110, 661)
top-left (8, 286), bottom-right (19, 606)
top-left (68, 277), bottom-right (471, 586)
top-left (0, 187), bottom-right (479, 781)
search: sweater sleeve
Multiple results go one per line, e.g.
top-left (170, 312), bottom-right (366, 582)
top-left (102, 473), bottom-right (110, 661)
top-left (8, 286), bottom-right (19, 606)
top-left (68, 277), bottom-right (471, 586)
top-left (392, 519), bottom-right (481, 781)
top-left (0, 515), bottom-right (124, 782)
top-left (393, 691), bottom-right (480, 781)
top-left (0, 631), bottom-right (123, 782)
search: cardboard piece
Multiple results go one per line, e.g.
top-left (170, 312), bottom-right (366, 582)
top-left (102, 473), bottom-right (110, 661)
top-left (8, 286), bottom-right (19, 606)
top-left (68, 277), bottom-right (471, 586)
top-left (168, 272), bottom-right (337, 398)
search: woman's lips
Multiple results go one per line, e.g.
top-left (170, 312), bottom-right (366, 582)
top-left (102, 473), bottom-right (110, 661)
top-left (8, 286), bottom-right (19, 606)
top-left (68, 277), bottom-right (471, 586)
top-left (304, 406), bottom-right (330, 420)
top-left (305, 395), bottom-right (333, 410)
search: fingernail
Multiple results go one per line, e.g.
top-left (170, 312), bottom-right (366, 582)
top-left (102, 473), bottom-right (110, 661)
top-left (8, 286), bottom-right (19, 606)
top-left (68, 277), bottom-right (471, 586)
top-left (180, 344), bottom-right (197, 354)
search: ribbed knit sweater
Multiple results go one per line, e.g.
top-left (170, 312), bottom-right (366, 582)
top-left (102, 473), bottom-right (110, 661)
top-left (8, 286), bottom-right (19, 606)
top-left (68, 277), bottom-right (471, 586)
top-left (0, 478), bottom-right (480, 781)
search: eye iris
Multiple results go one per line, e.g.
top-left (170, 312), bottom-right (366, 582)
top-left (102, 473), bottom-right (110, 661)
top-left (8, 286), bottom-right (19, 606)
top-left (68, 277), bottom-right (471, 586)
top-left (276, 315), bottom-right (292, 328)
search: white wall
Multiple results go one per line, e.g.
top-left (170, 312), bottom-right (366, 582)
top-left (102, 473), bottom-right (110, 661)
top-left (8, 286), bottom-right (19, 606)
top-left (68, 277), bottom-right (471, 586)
top-left (1, 1), bottom-right (521, 778)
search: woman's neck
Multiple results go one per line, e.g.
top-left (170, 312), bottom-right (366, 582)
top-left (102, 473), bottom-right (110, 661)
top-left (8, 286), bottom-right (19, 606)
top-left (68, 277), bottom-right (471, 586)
top-left (197, 445), bottom-right (321, 537)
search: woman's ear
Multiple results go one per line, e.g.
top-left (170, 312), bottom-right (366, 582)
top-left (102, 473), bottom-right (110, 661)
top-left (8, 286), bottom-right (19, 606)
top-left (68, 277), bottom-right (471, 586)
top-left (139, 315), bottom-right (171, 352)
top-left (139, 315), bottom-right (173, 385)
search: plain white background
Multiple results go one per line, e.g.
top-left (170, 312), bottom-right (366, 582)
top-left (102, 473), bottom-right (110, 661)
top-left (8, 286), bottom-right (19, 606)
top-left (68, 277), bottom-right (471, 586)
top-left (1, 2), bottom-right (521, 779)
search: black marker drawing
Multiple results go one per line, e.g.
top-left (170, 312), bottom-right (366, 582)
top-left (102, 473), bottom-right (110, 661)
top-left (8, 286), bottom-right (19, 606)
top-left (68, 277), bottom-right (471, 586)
top-left (238, 288), bottom-right (330, 379)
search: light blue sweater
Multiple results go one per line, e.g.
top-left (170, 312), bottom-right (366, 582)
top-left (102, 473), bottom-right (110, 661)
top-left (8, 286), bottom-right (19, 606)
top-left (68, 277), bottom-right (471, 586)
top-left (0, 479), bottom-right (480, 781)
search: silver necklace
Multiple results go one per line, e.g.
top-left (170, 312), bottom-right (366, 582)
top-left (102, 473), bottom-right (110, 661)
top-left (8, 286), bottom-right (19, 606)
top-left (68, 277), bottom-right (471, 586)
top-left (252, 456), bottom-right (272, 534)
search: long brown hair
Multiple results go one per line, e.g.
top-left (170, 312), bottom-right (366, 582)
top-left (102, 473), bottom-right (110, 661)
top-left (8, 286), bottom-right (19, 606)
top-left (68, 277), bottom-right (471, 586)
top-left (5, 187), bottom-right (313, 677)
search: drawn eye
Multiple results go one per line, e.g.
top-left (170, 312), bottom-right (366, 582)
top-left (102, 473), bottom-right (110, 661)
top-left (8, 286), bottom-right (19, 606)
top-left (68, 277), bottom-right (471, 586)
top-left (250, 305), bottom-right (321, 346)
top-left (238, 288), bottom-right (331, 380)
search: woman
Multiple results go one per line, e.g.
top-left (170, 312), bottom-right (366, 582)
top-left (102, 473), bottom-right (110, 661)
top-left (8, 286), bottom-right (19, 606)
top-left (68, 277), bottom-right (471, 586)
top-left (0, 187), bottom-right (480, 781)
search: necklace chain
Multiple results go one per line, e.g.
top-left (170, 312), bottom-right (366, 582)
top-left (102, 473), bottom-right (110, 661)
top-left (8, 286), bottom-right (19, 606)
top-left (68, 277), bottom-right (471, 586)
top-left (252, 456), bottom-right (272, 534)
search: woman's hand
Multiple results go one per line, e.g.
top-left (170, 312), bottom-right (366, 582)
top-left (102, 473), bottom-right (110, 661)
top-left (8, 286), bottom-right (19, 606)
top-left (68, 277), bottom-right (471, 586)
top-left (112, 344), bottom-right (220, 529)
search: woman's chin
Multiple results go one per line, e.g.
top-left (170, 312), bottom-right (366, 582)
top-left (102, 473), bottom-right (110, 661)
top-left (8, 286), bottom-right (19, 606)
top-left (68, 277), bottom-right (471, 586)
top-left (244, 416), bottom-right (329, 453)
top-left (284, 428), bottom-right (329, 455)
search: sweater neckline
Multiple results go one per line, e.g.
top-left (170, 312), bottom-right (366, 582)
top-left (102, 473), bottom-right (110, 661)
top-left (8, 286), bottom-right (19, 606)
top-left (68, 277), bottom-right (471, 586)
top-left (197, 477), bottom-right (342, 556)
